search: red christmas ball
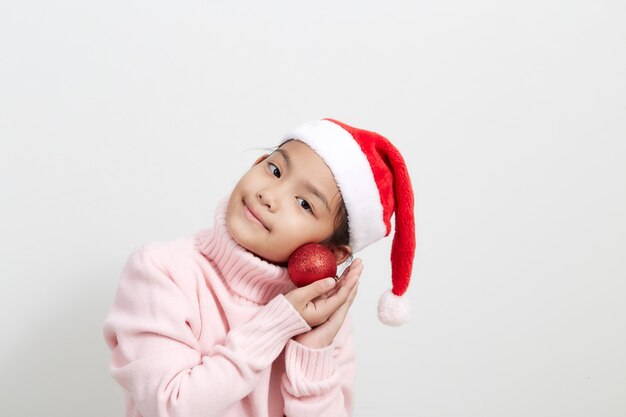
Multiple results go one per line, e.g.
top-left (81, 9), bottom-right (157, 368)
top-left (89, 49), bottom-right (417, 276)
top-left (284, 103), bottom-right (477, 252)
top-left (287, 243), bottom-right (337, 287)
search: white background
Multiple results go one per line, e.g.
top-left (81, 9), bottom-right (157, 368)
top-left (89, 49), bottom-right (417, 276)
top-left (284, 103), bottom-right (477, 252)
top-left (1, 1), bottom-right (625, 416)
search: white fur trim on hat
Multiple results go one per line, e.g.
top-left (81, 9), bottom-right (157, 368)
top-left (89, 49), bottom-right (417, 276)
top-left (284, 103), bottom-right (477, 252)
top-left (377, 289), bottom-right (411, 326)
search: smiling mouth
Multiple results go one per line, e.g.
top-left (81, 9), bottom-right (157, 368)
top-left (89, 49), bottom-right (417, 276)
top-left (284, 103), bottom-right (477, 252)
top-left (243, 200), bottom-right (269, 231)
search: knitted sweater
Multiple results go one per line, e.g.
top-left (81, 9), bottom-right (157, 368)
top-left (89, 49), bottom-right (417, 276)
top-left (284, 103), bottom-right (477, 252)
top-left (102, 199), bottom-right (355, 417)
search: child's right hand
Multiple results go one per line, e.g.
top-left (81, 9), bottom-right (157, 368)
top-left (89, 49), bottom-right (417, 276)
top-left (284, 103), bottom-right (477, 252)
top-left (284, 258), bottom-right (361, 328)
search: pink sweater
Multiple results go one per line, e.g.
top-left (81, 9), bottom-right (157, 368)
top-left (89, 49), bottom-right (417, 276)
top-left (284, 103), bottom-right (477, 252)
top-left (103, 199), bottom-right (355, 417)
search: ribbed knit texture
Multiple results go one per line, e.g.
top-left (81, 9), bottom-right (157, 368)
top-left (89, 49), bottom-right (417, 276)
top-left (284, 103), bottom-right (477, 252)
top-left (103, 198), bottom-right (355, 417)
top-left (284, 341), bottom-right (338, 396)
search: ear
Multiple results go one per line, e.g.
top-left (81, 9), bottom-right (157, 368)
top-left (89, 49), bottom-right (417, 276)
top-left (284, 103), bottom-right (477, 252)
top-left (253, 154), bottom-right (270, 167)
top-left (330, 244), bottom-right (352, 265)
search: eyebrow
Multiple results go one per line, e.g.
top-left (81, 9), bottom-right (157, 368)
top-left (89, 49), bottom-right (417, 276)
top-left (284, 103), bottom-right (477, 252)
top-left (274, 148), bottom-right (331, 213)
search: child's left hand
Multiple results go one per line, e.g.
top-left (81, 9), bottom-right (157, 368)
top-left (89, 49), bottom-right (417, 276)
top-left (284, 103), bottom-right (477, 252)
top-left (293, 259), bottom-right (363, 349)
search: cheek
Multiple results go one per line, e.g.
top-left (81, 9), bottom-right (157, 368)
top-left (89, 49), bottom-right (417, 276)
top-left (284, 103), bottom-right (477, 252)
top-left (273, 215), bottom-right (303, 237)
top-left (279, 215), bottom-right (330, 243)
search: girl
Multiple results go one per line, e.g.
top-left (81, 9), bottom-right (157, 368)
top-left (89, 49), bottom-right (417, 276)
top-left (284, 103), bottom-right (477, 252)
top-left (103, 118), bottom-right (416, 417)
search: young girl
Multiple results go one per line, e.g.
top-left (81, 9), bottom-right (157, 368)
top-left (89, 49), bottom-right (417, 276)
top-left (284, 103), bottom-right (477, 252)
top-left (103, 118), bottom-right (416, 417)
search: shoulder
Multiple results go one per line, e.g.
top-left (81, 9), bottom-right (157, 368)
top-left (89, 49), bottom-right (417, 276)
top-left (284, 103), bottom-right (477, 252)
top-left (123, 234), bottom-right (207, 287)
top-left (131, 233), bottom-right (204, 265)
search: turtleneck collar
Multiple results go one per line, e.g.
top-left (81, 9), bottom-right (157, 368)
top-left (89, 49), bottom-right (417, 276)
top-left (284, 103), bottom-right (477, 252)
top-left (195, 198), bottom-right (296, 305)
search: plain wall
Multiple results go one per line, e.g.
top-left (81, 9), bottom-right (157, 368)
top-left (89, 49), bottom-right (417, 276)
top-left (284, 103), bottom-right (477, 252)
top-left (1, 1), bottom-right (625, 416)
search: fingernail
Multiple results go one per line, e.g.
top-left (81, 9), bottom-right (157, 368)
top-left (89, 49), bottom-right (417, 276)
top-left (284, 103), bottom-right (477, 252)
top-left (323, 277), bottom-right (336, 288)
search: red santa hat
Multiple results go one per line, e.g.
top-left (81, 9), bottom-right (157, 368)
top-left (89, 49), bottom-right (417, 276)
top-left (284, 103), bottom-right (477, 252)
top-left (281, 118), bottom-right (416, 326)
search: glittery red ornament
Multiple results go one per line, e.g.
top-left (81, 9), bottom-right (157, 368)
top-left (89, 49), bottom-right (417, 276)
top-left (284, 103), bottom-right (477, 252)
top-left (287, 243), bottom-right (337, 287)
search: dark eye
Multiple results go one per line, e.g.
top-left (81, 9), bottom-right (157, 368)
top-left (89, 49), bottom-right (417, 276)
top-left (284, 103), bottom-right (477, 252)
top-left (268, 162), bottom-right (281, 178)
top-left (297, 197), bottom-right (313, 213)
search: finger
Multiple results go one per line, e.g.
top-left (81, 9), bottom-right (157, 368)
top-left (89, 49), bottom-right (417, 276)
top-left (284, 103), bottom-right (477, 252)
top-left (325, 280), bottom-right (360, 328)
top-left (308, 263), bottom-right (362, 318)
top-left (338, 276), bottom-right (360, 312)
top-left (294, 277), bottom-right (336, 304)
top-left (301, 261), bottom-right (363, 324)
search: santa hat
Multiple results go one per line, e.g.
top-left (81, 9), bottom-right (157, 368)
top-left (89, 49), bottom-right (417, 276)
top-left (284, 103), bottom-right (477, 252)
top-left (281, 118), bottom-right (416, 326)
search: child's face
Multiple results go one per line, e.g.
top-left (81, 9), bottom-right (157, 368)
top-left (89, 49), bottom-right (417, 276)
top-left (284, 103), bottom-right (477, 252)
top-left (226, 140), bottom-right (343, 264)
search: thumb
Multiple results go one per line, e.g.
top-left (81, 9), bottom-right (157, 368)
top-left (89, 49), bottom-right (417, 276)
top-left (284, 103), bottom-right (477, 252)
top-left (298, 278), bottom-right (336, 302)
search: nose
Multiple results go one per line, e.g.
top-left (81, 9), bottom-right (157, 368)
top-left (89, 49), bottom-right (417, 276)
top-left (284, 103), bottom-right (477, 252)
top-left (257, 188), bottom-right (278, 211)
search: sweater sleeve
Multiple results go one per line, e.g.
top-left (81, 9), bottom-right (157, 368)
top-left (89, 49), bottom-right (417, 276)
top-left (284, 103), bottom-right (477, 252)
top-left (281, 318), bottom-right (356, 417)
top-left (102, 248), bottom-right (310, 417)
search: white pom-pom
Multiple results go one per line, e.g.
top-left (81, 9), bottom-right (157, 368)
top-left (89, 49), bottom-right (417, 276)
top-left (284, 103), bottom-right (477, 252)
top-left (377, 289), bottom-right (411, 326)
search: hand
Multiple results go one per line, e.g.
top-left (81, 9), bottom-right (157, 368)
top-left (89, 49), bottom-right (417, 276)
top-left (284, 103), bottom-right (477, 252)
top-left (288, 259), bottom-right (363, 348)
top-left (284, 258), bottom-right (362, 329)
